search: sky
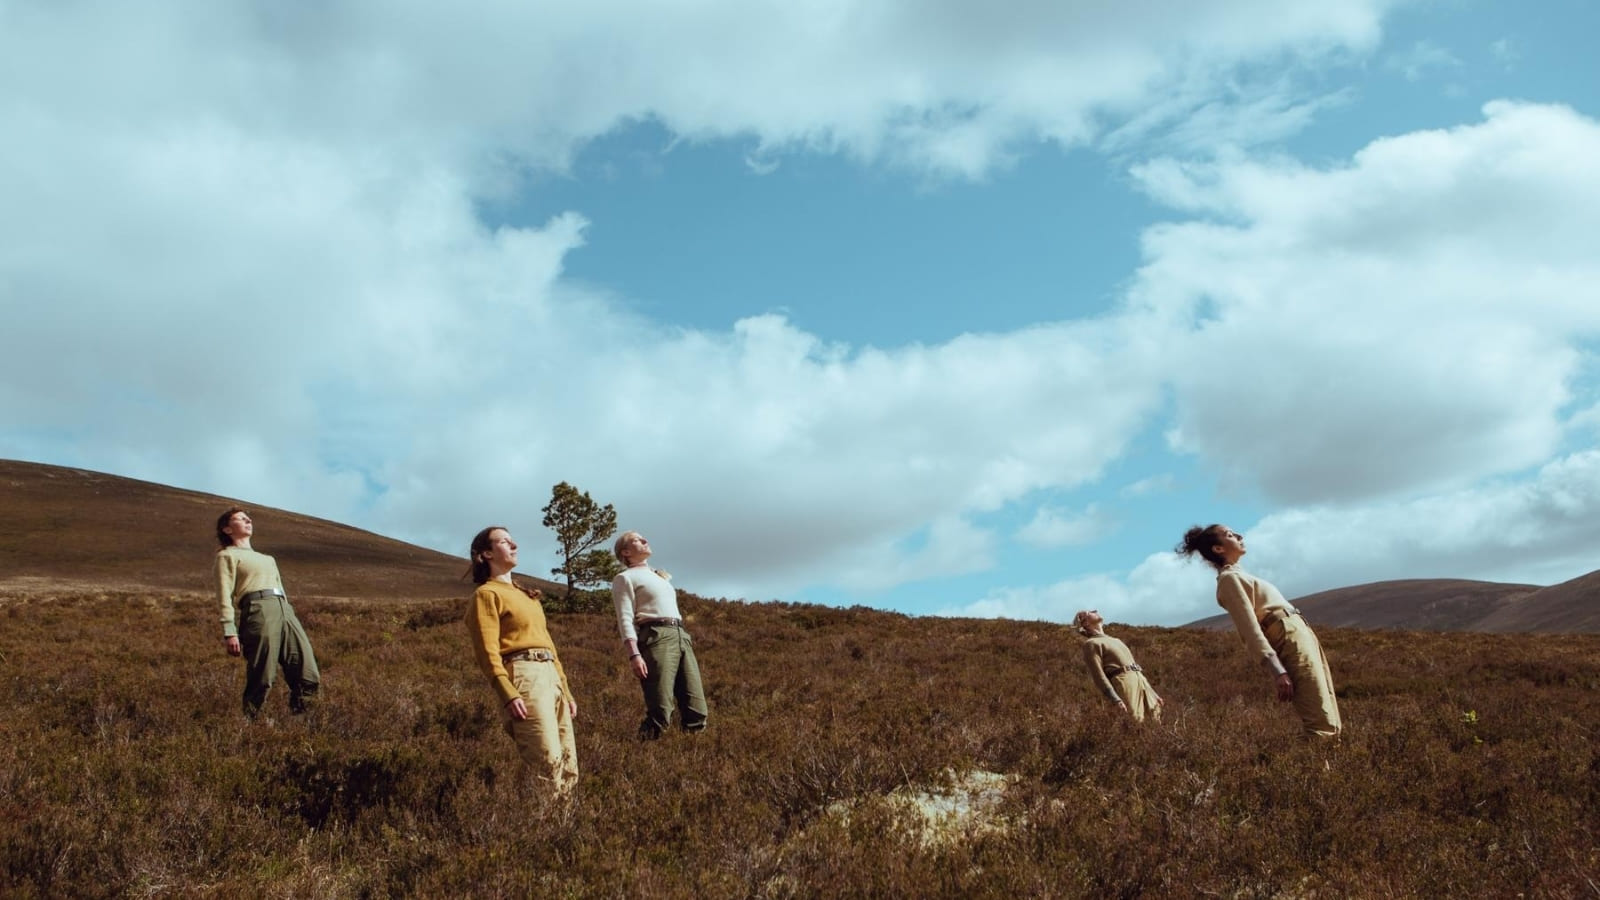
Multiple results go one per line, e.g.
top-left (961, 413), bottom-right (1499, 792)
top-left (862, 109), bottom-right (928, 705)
top-left (2, 0), bottom-right (1598, 626)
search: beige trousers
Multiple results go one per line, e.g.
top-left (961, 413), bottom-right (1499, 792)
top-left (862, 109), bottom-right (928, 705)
top-left (504, 657), bottom-right (579, 793)
top-left (1264, 615), bottom-right (1342, 738)
top-left (1112, 671), bottom-right (1162, 723)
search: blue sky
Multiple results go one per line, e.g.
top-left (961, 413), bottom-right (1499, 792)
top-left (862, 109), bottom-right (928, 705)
top-left (2, 0), bottom-right (1598, 624)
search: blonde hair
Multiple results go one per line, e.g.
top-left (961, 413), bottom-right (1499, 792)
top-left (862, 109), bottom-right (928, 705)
top-left (1071, 610), bottom-right (1097, 638)
top-left (614, 531), bottom-right (643, 566)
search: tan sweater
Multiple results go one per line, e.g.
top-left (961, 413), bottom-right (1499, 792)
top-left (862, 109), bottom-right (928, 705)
top-left (1081, 633), bottom-right (1139, 703)
top-left (1215, 564), bottom-right (1292, 676)
top-left (214, 546), bottom-right (286, 638)
top-left (465, 580), bottom-right (572, 705)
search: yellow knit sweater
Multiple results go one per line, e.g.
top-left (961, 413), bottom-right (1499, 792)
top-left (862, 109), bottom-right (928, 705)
top-left (465, 580), bottom-right (572, 704)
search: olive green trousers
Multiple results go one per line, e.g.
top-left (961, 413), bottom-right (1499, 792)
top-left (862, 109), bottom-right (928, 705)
top-left (238, 593), bottom-right (320, 716)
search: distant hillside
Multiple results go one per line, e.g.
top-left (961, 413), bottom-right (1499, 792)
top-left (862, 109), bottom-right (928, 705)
top-left (1185, 573), bottom-right (1598, 634)
top-left (1475, 568), bottom-right (1600, 633)
top-left (0, 459), bottom-right (565, 600)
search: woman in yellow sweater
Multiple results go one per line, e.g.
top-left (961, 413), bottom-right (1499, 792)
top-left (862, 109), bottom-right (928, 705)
top-left (464, 526), bottom-right (579, 793)
top-left (1178, 524), bottom-right (1341, 738)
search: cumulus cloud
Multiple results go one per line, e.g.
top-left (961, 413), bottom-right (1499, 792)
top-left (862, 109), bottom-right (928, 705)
top-left (957, 448), bottom-right (1600, 626)
top-left (1128, 101), bottom-right (1600, 506)
top-left (0, 0), bottom-right (1398, 183)
top-left (943, 550), bottom-right (1205, 625)
top-left (1247, 449), bottom-right (1600, 595)
top-left (4, 2), bottom-right (1598, 618)
top-left (952, 103), bottom-right (1600, 624)
top-left (1016, 503), bottom-right (1115, 549)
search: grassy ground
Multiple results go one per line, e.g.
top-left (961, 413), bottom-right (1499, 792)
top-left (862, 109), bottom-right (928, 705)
top-left (2, 588), bottom-right (1596, 898)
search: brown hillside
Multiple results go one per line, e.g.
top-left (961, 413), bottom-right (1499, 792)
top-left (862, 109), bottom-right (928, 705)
top-left (1475, 568), bottom-right (1600, 633)
top-left (5, 586), bottom-right (1600, 895)
top-left (1182, 577), bottom-right (1585, 633)
top-left (0, 459), bottom-right (564, 600)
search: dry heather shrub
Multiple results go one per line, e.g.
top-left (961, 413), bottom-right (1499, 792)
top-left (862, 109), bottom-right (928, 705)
top-left (0, 587), bottom-right (1596, 897)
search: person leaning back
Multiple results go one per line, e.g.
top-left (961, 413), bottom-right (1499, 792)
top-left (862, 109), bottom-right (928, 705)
top-left (1178, 523), bottom-right (1341, 739)
top-left (213, 507), bottom-right (321, 718)
top-left (611, 530), bottom-right (708, 740)
top-left (463, 525), bottom-right (579, 795)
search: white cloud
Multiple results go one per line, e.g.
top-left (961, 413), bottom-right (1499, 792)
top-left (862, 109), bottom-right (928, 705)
top-left (1121, 474), bottom-right (1176, 497)
top-left (1385, 40), bottom-right (1463, 82)
top-left (5, 3), bottom-right (1599, 617)
top-left (943, 550), bottom-right (1206, 625)
top-left (959, 102), bottom-right (1600, 623)
top-left (1128, 101), bottom-right (1600, 506)
top-left (1016, 503), bottom-right (1115, 549)
top-left (1247, 448), bottom-right (1600, 596)
top-left (955, 447), bottom-right (1600, 626)
top-left (0, 0), bottom-right (1398, 184)
top-left (819, 515), bottom-right (998, 595)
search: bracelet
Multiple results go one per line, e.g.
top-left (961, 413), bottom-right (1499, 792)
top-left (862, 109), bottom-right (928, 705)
top-left (629, 653), bottom-right (641, 660)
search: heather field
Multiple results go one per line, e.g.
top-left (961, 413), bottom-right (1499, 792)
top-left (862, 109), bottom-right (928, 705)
top-left (2, 588), bottom-right (1597, 899)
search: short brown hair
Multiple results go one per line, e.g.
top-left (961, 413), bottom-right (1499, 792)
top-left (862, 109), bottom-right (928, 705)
top-left (215, 507), bottom-right (249, 548)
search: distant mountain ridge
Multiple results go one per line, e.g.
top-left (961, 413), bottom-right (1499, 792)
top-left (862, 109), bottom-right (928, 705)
top-left (1184, 571), bottom-right (1599, 634)
top-left (0, 459), bottom-right (565, 600)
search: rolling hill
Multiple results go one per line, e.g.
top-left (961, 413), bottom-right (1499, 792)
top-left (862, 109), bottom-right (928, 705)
top-left (0, 459), bottom-right (564, 600)
top-left (3, 458), bottom-right (1593, 631)
top-left (1185, 572), bottom-right (1598, 634)
top-left (3, 457), bottom-right (1599, 895)
top-left (1474, 568), bottom-right (1600, 633)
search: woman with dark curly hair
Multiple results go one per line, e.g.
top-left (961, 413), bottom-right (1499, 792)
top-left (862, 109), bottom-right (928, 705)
top-left (1179, 524), bottom-right (1341, 738)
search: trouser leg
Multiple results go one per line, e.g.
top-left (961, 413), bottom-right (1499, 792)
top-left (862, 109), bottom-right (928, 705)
top-left (1277, 618), bottom-right (1342, 738)
top-left (504, 659), bottom-right (579, 794)
top-left (638, 625), bottom-right (681, 739)
top-left (674, 631), bottom-right (708, 732)
top-left (239, 598), bottom-right (281, 716)
top-left (277, 601), bottom-right (321, 712)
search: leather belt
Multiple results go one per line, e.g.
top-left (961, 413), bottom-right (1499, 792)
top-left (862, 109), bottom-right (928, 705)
top-left (1262, 606), bottom-right (1301, 626)
top-left (240, 588), bottom-right (285, 604)
top-left (637, 617), bottom-right (682, 628)
top-left (503, 648), bottom-right (556, 663)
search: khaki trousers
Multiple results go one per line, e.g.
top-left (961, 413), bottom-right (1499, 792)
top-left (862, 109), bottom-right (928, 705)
top-left (504, 658), bottom-right (579, 794)
top-left (1264, 614), bottom-right (1342, 738)
top-left (1112, 671), bottom-right (1161, 723)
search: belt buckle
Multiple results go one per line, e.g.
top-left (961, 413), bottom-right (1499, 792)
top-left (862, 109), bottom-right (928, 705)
top-left (504, 648), bottom-right (552, 663)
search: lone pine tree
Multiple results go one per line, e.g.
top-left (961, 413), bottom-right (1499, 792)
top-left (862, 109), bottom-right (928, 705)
top-left (541, 481), bottom-right (621, 594)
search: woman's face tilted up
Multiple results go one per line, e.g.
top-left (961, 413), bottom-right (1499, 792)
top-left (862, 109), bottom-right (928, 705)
top-left (1212, 527), bottom-right (1247, 566)
top-left (482, 529), bottom-right (518, 574)
top-left (222, 511), bottom-right (253, 543)
top-left (619, 533), bottom-right (652, 566)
